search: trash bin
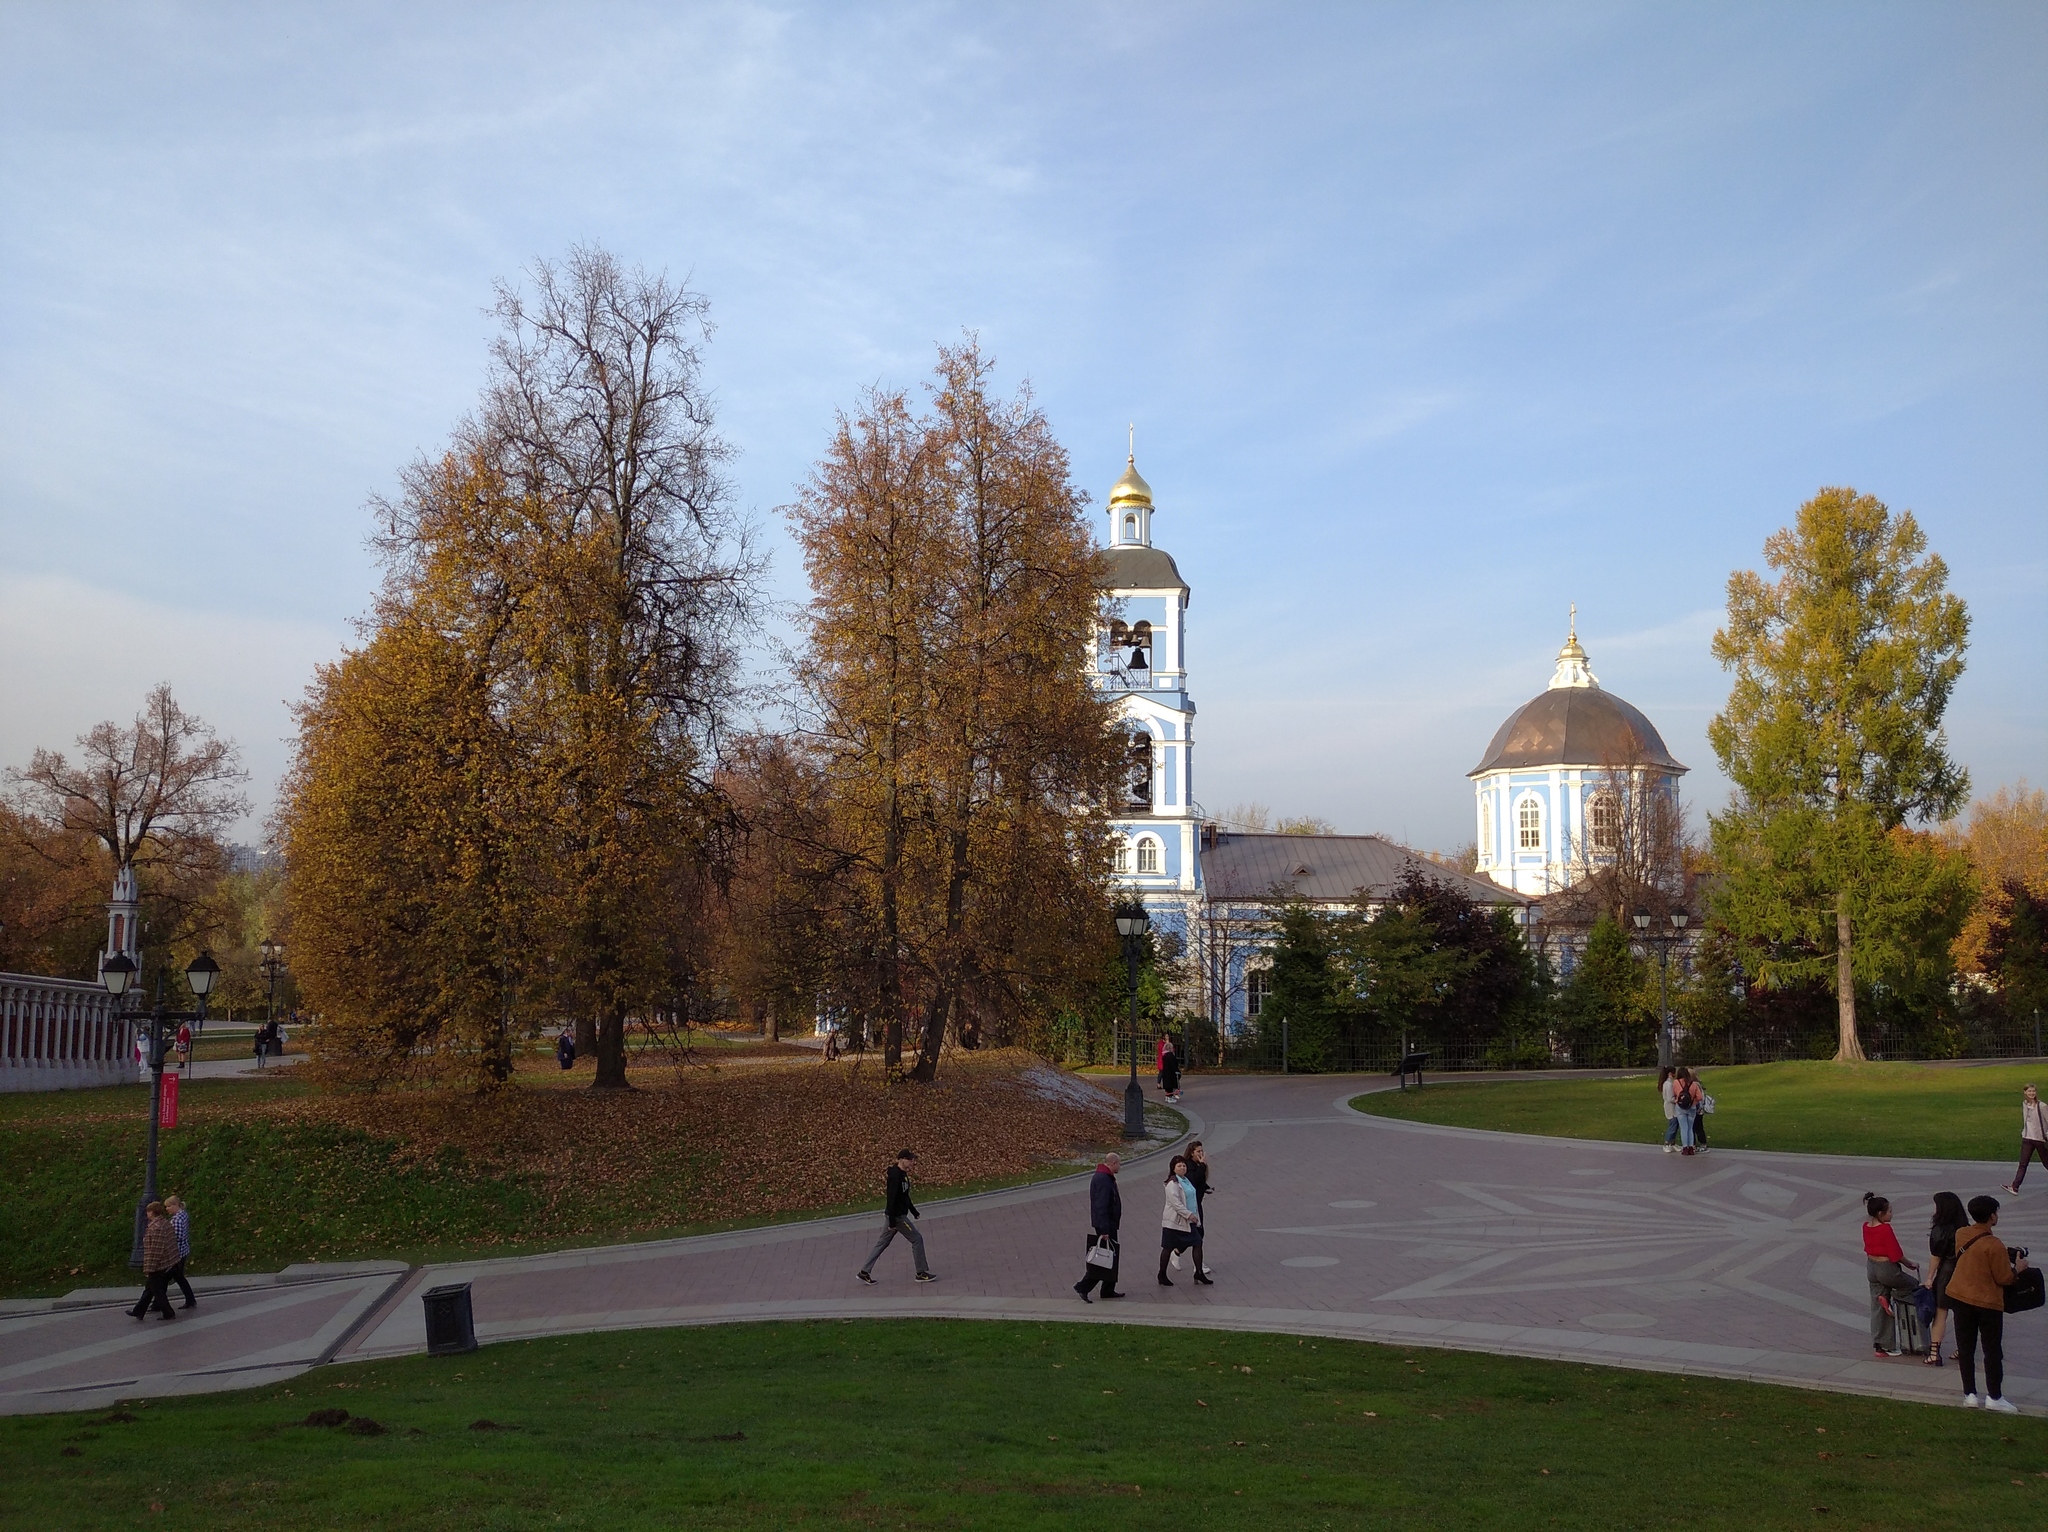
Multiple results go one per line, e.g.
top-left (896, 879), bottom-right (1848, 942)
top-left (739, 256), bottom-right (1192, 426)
top-left (422, 1282), bottom-right (477, 1356)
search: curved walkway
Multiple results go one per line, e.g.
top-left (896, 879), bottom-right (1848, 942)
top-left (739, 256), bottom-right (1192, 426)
top-left (2, 1072), bottom-right (2038, 1416)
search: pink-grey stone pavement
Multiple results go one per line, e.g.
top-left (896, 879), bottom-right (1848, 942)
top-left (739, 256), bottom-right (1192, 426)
top-left (3, 1072), bottom-right (2039, 1417)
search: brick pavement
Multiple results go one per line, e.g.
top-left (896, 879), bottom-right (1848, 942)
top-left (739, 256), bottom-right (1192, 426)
top-left (3, 1073), bottom-right (2038, 1416)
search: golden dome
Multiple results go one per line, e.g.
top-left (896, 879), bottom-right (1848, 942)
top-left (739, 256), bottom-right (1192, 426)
top-left (1108, 455), bottom-right (1153, 508)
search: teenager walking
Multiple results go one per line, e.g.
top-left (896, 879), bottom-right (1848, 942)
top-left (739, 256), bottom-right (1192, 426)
top-left (1075, 1153), bottom-right (1124, 1301)
top-left (1924, 1190), bottom-right (1968, 1368)
top-left (1948, 1194), bottom-right (2028, 1411)
top-left (2001, 1084), bottom-right (2048, 1195)
top-left (1186, 1141), bottom-right (1216, 1283)
top-left (857, 1149), bottom-right (936, 1284)
top-left (1158, 1155), bottom-right (1201, 1286)
top-left (128, 1202), bottom-right (179, 1321)
top-left (1862, 1192), bottom-right (1921, 1357)
top-left (164, 1194), bottom-right (196, 1308)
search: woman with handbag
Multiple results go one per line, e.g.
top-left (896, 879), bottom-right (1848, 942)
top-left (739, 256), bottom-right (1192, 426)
top-left (1924, 1190), bottom-right (1967, 1367)
top-left (1946, 1194), bottom-right (2030, 1412)
top-left (1158, 1155), bottom-right (1202, 1287)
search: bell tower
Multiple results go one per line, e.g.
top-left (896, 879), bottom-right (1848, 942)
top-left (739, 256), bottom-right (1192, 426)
top-left (100, 862), bottom-right (141, 984)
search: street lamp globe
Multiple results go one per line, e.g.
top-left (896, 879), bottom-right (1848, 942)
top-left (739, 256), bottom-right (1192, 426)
top-left (260, 937), bottom-right (277, 964)
top-left (185, 950), bottom-right (221, 998)
top-left (1114, 905), bottom-right (1150, 940)
top-left (101, 952), bottom-right (136, 998)
top-left (1670, 909), bottom-right (1689, 932)
top-left (1632, 909), bottom-right (1651, 932)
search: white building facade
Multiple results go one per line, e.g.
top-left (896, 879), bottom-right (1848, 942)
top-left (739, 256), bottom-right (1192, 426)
top-left (1094, 454), bottom-right (1202, 957)
top-left (1469, 621), bottom-right (1687, 897)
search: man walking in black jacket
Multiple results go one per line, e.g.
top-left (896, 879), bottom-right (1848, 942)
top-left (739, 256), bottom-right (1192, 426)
top-left (1074, 1152), bottom-right (1124, 1300)
top-left (858, 1148), bottom-right (937, 1284)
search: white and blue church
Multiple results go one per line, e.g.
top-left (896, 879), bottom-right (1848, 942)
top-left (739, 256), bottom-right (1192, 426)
top-left (1094, 453), bottom-right (1686, 1035)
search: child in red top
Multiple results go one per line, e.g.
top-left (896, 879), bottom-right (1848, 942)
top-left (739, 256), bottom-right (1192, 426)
top-left (1862, 1193), bottom-right (1921, 1359)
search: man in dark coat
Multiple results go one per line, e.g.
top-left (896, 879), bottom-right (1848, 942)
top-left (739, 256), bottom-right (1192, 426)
top-left (857, 1149), bottom-right (936, 1283)
top-left (1075, 1152), bottom-right (1125, 1300)
top-left (128, 1201), bottom-right (179, 1321)
top-left (556, 1029), bottom-right (576, 1070)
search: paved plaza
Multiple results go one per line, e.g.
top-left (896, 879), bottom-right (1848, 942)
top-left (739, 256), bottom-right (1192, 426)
top-left (2, 1073), bottom-right (2039, 1416)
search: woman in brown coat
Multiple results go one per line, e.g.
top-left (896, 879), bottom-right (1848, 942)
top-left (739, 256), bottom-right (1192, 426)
top-left (1946, 1194), bottom-right (2028, 1413)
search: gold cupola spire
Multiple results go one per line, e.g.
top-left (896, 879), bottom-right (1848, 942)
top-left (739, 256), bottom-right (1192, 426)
top-left (1548, 604), bottom-right (1599, 689)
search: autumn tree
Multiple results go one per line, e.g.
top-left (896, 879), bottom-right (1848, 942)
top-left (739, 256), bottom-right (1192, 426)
top-left (789, 340), bottom-right (1122, 1080)
top-left (6, 684), bottom-right (249, 969)
top-left (281, 248), bottom-right (759, 1089)
top-left (1708, 488), bottom-right (1971, 1060)
top-left (1949, 782), bottom-right (2048, 1023)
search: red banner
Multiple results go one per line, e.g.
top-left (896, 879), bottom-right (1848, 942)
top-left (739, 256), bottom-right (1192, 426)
top-left (159, 1070), bottom-right (179, 1129)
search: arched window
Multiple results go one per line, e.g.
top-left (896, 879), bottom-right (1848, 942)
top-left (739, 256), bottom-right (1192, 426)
top-left (1589, 793), bottom-right (1618, 853)
top-left (1112, 840), bottom-right (1129, 873)
top-left (1135, 837), bottom-right (1161, 874)
top-left (1477, 796), bottom-right (1491, 856)
top-left (1126, 731), bottom-right (1153, 810)
top-left (1517, 797), bottom-right (1542, 851)
top-left (1246, 966), bottom-right (1270, 1017)
top-left (1123, 514), bottom-right (1137, 541)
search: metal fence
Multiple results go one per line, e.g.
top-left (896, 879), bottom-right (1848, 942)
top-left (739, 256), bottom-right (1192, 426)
top-left (1106, 1018), bottom-right (2048, 1076)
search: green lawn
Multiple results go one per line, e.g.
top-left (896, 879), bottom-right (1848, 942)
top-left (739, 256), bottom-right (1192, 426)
top-left (5, 1321), bottom-right (2038, 1529)
top-left (1353, 1060), bottom-right (2041, 1161)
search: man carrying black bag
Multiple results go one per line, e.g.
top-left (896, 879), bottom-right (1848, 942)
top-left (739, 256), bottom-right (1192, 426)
top-left (1075, 1152), bottom-right (1124, 1301)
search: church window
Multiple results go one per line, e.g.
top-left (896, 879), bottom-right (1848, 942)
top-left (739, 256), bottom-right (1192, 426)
top-left (111, 915), bottom-right (125, 952)
top-left (1126, 731), bottom-right (1154, 811)
top-left (1123, 514), bottom-right (1137, 541)
top-left (1246, 966), bottom-right (1270, 1018)
top-left (1135, 837), bottom-right (1161, 874)
top-left (1113, 840), bottom-right (1129, 873)
top-left (1517, 797), bottom-right (1542, 851)
top-left (1589, 793), bottom-right (1618, 853)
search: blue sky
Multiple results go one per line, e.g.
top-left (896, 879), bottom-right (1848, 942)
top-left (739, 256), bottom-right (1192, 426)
top-left (2, 2), bottom-right (2042, 850)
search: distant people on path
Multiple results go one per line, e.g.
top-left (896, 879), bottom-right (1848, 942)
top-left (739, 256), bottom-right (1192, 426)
top-left (254, 1019), bottom-right (282, 1068)
top-left (555, 1028), bottom-right (576, 1071)
top-left (1924, 1190), bottom-right (1968, 1368)
top-left (1862, 1192), bottom-right (1921, 1358)
top-left (857, 1148), bottom-right (936, 1285)
top-left (128, 1201), bottom-right (179, 1322)
top-left (1947, 1193), bottom-right (2028, 1412)
top-left (1158, 1155), bottom-right (1203, 1286)
top-left (175, 1022), bottom-right (193, 1076)
top-left (2001, 1083), bottom-right (2048, 1195)
top-left (1186, 1140), bottom-right (1215, 1283)
top-left (1659, 1067), bottom-right (1679, 1152)
top-left (1158, 1037), bottom-right (1182, 1103)
top-left (1074, 1152), bottom-right (1124, 1302)
top-left (164, 1194), bottom-right (196, 1309)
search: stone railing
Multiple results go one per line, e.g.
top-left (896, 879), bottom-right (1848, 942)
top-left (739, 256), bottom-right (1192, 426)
top-left (1, 972), bottom-right (135, 1093)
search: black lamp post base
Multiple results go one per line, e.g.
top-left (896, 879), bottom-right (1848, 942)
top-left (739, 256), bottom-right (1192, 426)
top-left (1123, 1078), bottom-right (1145, 1140)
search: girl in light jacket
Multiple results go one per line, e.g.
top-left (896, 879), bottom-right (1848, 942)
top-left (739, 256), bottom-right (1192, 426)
top-left (1158, 1156), bottom-right (1201, 1286)
top-left (2002, 1084), bottom-right (2048, 1195)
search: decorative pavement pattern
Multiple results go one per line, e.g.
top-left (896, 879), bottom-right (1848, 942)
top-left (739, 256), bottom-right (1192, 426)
top-left (2, 1073), bottom-right (2038, 1416)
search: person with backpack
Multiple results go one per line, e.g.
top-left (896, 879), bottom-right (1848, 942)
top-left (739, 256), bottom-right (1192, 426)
top-left (1924, 1190), bottom-right (1968, 1368)
top-left (2001, 1083), bottom-right (2048, 1195)
top-left (1947, 1193), bottom-right (2030, 1412)
top-left (1670, 1069), bottom-right (1702, 1155)
top-left (1861, 1192), bottom-right (1921, 1358)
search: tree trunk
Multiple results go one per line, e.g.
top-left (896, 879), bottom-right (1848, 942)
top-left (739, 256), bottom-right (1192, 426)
top-left (593, 1000), bottom-right (631, 1088)
top-left (911, 825), bottom-right (971, 1082)
top-left (574, 1014), bottom-right (597, 1056)
top-left (766, 998), bottom-right (781, 1043)
top-left (1834, 905), bottom-right (1865, 1062)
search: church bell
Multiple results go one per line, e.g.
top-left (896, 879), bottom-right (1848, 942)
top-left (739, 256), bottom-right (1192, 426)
top-left (1128, 646), bottom-right (1148, 670)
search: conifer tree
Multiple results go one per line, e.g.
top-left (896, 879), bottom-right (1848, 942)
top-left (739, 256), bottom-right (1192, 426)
top-left (1708, 487), bottom-right (1970, 1060)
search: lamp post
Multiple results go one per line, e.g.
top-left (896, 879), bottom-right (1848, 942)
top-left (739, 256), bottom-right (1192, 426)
top-left (1114, 903), bottom-right (1150, 1141)
top-left (104, 949), bottom-right (219, 1265)
top-left (259, 937), bottom-right (286, 1059)
top-left (1632, 908), bottom-right (1690, 1070)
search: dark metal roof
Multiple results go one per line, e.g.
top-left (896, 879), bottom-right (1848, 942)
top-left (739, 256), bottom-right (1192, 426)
top-left (1199, 832), bottom-right (1527, 906)
top-left (1096, 545), bottom-right (1188, 595)
top-left (1467, 688), bottom-right (1686, 777)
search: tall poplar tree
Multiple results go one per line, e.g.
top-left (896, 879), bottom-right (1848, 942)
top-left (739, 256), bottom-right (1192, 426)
top-left (1707, 487), bottom-right (1970, 1060)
